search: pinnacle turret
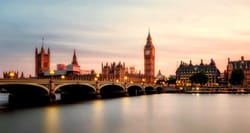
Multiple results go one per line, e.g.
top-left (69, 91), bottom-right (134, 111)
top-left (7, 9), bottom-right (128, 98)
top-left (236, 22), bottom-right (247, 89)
top-left (145, 30), bottom-right (154, 48)
top-left (72, 49), bottom-right (79, 66)
top-left (147, 30), bottom-right (152, 42)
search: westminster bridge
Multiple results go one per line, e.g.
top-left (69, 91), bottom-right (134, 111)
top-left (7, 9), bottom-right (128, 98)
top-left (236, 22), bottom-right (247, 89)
top-left (0, 79), bottom-right (166, 104)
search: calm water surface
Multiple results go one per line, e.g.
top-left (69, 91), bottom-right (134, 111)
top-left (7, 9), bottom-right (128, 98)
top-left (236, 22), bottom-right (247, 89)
top-left (0, 93), bottom-right (250, 133)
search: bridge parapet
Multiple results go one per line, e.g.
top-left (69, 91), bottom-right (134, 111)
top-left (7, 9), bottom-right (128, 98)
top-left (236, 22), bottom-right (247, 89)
top-left (0, 79), bottom-right (161, 90)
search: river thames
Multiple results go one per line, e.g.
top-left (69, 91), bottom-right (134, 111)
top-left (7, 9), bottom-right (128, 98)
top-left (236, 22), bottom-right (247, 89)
top-left (0, 93), bottom-right (250, 133)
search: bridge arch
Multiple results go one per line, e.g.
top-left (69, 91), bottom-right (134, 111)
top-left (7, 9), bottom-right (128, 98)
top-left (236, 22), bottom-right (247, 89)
top-left (145, 86), bottom-right (156, 95)
top-left (55, 83), bottom-right (96, 101)
top-left (127, 85), bottom-right (143, 96)
top-left (0, 83), bottom-right (49, 95)
top-left (55, 83), bottom-right (96, 92)
top-left (155, 86), bottom-right (164, 93)
top-left (0, 83), bottom-right (50, 105)
top-left (99, 84), bottom-right (125, 98)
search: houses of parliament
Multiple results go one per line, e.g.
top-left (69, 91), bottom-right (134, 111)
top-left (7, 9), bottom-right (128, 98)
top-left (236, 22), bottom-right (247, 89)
top-left (33, 31), bottom-right (156, 83)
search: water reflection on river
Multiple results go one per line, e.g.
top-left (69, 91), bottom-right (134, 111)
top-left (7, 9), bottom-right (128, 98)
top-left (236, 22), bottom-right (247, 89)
top-left (1, 93), bottom-right (250, 133)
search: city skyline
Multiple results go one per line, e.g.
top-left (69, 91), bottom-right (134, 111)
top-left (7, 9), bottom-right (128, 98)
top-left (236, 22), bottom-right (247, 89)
top-left (1, 0), bottom-right (250, 77)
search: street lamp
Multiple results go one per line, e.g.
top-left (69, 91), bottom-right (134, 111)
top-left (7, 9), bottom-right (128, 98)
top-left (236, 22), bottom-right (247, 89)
top-left (95, 73), bottom-right (100, 82)
top-left (142, 78), bottom-right (145, 84)
top-left (94, 77), bottom-right (98, 82)
top-left (96, 73), bottom-right (100, 78)
top-left (95, 73), bottom-right (100, 94)
top-left (124, 76), bottom-right (128, 93)
top-left (141, 78), bottom-right (146, 94)
top-left (154, 79), bottom-right (157, 85)
top-left (49, 70), bottom-right (55, 100)
top-left (9, 72), bottom-right (15, 79)
top-left (61, 75), bottom-right (65, 80)
top-left (124, 76), bottom-right (128, 82)
top-left (49, 70), bottom-right (55, 79)
top-left (94, 73), bottom-right (100, 82)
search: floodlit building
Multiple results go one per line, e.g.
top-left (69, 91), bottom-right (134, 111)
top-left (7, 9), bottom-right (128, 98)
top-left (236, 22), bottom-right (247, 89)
top-left (35, 41), bottom-right (50, 77)
top-left (176, 59), bottom-right (220, 86)
top-left (226, 56), bottom-right (250, 86)
top-left (36, 48), bottom-right (93, 79)
top-left (101, 62), bottom-right (126, 82)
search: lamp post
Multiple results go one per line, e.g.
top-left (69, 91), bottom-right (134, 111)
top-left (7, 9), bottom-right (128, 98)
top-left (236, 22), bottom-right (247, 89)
top-left (124, 76), bottom-right (128, 94)
top-left (124, 76), bottom-right (128, 82)
top-left (154, 79), bottom-right (157, 86)
top-left (142, 78), bottom-right (146, 95)
top-left (95, 73), bottom-right (100, 95)
top-left (96, 73), bottom-right (100, 79)
top-left (142, 78), bottom-right (145, 84)
top-left (49, 70), bottom-right (55, 100)
top-left (49, 70), bottom-right (55, 79)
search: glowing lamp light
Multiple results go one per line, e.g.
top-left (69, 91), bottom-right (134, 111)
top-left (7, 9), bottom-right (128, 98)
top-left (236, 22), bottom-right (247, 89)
top-left (96, 73), bottom-right (100, 78)
top-left (49, 70), bottom-right (55, 76)
top-left (124, 76), bottom-right (128, 81)
top-left (61, 75), bottom-right (65, 79)
top-left (9, 72), bottom-right (15, 78)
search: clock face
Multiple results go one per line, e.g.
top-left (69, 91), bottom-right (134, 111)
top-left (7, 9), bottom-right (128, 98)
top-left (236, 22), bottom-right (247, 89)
top-left (145, 50), bottom-right (150, 55)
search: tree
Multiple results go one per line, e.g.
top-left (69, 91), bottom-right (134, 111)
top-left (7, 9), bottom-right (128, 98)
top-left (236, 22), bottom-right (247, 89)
top-left (189, 71), bottom-right (209, 86)
top-left (230, 69), bottom-right (245, 85)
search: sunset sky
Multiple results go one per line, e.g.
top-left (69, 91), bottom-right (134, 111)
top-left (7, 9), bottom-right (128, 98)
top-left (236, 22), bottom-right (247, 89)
top-left (1, 0), bottom-right (250, 77)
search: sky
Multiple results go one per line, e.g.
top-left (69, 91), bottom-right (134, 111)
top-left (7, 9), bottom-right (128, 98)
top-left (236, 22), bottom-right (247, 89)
top-left (1, 0), bottom-right (250, 77)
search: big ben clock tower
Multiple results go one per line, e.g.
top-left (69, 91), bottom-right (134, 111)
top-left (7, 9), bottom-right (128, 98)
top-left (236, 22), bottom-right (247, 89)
top-left (144, 30), bottom-right (155, 83)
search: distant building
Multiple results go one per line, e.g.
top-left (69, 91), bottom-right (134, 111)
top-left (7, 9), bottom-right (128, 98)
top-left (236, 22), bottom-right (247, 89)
top-left (126, 71), bottom-right (144, 83)
top-left (35, 42), bottom-right (50, 77)
top-left (176, 59), bottom-right (220, 86)
top-left (101, 62), bottom-right (144, 83)
top-left (129, 66), bottom-right (136, 74)
top-left (37, 48), bottom-right (94, 79)
top-left (101, 62), bottom-right (126, 81)
top-left (155, 70), bottom-right (165, 80)
top-left (57, 64), bottom-right (66, 71)
top-left (226, 56), bottom-right (250, 86)
top-left (66, 49), bottom-right (81, 75)
top-left (168, 75), bottom-right (176, 80)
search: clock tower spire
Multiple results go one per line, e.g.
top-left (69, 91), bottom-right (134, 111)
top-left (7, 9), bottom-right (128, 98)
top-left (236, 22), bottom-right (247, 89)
top-left (144, 30), bottom-right (155, 83)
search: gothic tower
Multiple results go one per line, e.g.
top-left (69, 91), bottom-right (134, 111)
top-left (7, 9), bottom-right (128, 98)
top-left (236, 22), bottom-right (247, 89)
top-left (144, 30), bottom-right (155, 83)
top-left (35, 39), bottom-right (50, 77)
top-left (72, 49), bottom-right (79, 66)
top-left (67, 49), bottom-right (81, 75)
